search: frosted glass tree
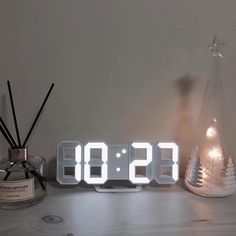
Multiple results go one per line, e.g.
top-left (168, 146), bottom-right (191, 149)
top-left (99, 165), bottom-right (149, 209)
top-left (185, 36), bottom-right (236, 197)
top-left (221, 157), bottom-right (236, 190)
top-left (185, 147), bottom-right (204, 188)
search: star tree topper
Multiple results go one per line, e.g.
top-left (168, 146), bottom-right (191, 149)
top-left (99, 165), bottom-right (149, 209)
top-left (209, 36), bottom-right (225, 58)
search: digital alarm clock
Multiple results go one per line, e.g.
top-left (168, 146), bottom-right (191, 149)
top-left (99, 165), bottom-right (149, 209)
top-left (57, 141), bottom-right (179, 192)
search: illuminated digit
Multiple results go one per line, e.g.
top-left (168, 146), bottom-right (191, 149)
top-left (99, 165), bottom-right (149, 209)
top-left (155, 142), bottom-right (179, 184)
top-left (84, 142), bottom-right (108, 184)
top-left (129, 142), bottom-right (153, 184)
top-left (57, 141), bottom-right (82, 184)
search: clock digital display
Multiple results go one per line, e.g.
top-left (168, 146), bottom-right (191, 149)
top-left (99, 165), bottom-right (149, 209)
top-left (57, 141), bottom-right (179, 187)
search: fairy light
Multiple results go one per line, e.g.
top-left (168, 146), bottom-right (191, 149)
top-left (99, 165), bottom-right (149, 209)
top-left (206, 126), bottom-right (217, 138)
top-left (206, 119), bottom-right (217, 138)
top-left (208, 147), bottom-right (223, 160)
top-left (201, 168), bottom-right (209, 179)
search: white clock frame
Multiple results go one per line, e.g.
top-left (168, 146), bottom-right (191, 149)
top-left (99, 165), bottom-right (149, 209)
top-left (57, 141), bottom-right (179, 192)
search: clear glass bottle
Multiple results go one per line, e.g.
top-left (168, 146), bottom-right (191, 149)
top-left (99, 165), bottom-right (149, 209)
top-left (185, 36), bottom-right (236, 197)
top-left (0, 148), bottom-right (46, 209)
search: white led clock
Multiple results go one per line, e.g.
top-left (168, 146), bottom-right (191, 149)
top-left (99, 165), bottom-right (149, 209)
top-left (57, 141), bottom-right (179, 192)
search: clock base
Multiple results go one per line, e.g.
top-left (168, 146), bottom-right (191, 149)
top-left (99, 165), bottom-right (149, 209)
top-left (94, 185), bottom-right (142, 193)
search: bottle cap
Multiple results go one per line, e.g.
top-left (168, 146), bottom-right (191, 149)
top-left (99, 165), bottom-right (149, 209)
top-left (8, 148), bottom-right (28, 162)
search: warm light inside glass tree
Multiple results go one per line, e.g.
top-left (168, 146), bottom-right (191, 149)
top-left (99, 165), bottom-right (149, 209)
top-left (185, 36), bottom-right (236, 197)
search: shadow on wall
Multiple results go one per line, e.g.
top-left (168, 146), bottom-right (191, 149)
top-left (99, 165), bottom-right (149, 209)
top-left (173, 75), bottom-right (195, 177)
top-left (48, 76), bottom-right (197, 181)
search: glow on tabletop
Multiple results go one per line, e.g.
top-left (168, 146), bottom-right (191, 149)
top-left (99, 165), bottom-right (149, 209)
top-left (0, 182), bottom-right (236, 236)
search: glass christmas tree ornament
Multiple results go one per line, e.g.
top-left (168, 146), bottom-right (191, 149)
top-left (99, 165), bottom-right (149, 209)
top-left (185, 36), bottom-right (236, 197)
top-left (0, 148), bottom-right (46, 209)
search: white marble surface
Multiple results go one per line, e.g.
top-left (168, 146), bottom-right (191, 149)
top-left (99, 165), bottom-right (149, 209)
top-left (0, 182), bottom-right (236, 236)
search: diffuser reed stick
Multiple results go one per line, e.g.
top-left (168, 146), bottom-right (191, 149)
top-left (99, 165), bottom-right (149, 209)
top-left (22, 161), bottom-right (29, 179)
top-left (7, 81), bottom-right (22, 147)
top-left (0, 124), bottom-right (14, 148)
top-left (0, 116), bottom-right (17, 147)
top-left (23, 83), bottom-right (54, 147)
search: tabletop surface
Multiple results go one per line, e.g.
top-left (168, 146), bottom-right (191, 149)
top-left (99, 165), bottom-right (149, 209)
top-left (0, 181), bottom-right (236, 236)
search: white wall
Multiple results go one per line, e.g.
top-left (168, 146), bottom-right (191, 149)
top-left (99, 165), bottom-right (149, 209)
top-left (1, 0), bottom-right (236, 179)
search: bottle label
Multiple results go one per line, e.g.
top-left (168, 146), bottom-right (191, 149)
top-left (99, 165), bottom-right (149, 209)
top-left (0, 179), bottom-right (35, 202)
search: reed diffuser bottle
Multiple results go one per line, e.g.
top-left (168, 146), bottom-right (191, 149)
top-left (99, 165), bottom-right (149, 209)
top-left (0, 148), bottom-right (46, 209)
top-left (0, 81), bottom-right (54, 209)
